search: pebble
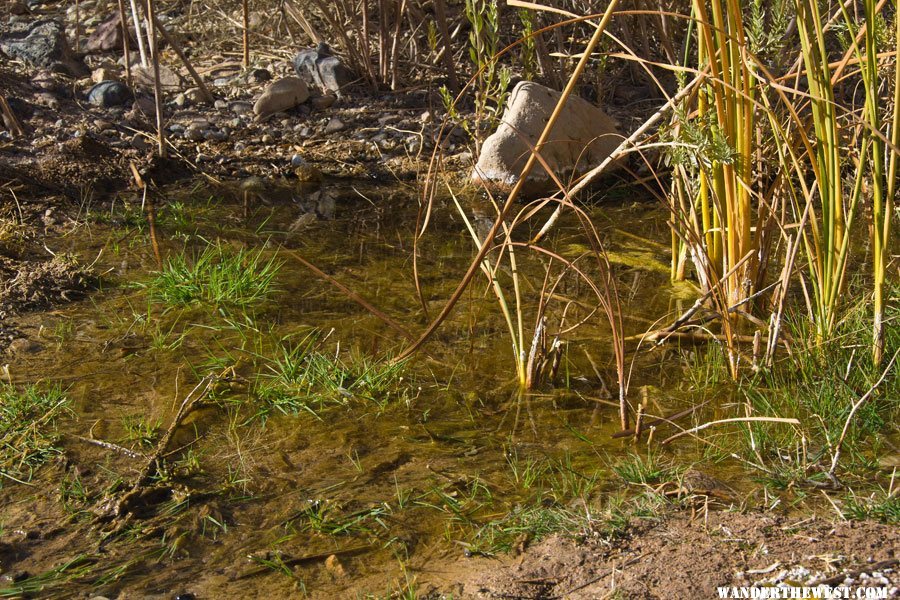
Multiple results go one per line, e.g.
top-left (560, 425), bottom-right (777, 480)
top-left (291, 154), bottom-right (304, 167)
top-left (185, 126), bottom-right (203, 141)
top-left (324, 117), bottom-right (345, 134)
top-left (246, 68), bottom-right (271, 84)
top-left (310, 94), bottom-right (336, 110)
top-left (168, 123), bottom-right (185, 133)
top-left (420, 110), bottom-right (433, 123)
top-left (230, 101), bottom-right (253, 116)
top-left (87, 80), bottom-right (131, 107)
top-left (203, 129), bottom-right (228, 142)
top-left (7, 338), bottom-right (43, 356)
top-left (214, 99), bottom-right (228, 110)
top-left (174, 93), bottom-right (189, 108)
top-left (228, 118), bottom-right (242, 129)
top-left (261, 134), bottom-right (274, 144)
top-left (131, 134), bottom-right (150, 151)
top-left (185, 88), bottom-right (206, 104)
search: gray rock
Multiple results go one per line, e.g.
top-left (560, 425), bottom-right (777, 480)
top-left (87, 80), bottom-right (132, 107)
top-left (324, 117), bottom-right (345, 134)
top-left (132, 65), bottom-right (182, 91)
top-left (253, 77), bottom-right (309, 120)
top-left (230, 101), bottom-right (253, 116)
top-left (84, 13), bottom-right (128, 53)
top-left (185, 126), bottom-right (203, 141)
top-left (131, 133), bottom-right (150, 151)
top-left (186, 88), bottom-right (208, 105)
top-left (0, 19), bottom-right (87, 76)
top-left (214, 99), bottom-right (228, 110)
top-left (204, 129), bottom-right (228, 142)
top-left (290, 153), bottom-right (304, 167)
top-left (246, 68), bottom-right (271, 83)
top-left (472, 81), bottom-right (622, 197)
top-left (310, 93), bottom-right (336, 111)
top-left (132, 95), bottom-right (156, 116)
top-left (292, 43), bottom-right (355, 95)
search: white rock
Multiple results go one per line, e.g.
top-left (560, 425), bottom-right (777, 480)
top-left (472, 81), bottom-right (623, 197)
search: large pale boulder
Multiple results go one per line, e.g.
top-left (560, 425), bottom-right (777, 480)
top-left (472, 81), bottom-right (622, 197)
top-left (253, 77), bottom-right (309, 120)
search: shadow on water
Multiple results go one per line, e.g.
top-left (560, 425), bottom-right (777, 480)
top-left (0, 176), bottom-right (713, 598)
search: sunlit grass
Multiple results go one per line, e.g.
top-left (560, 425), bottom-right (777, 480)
top-left (0, 384), bottom-right (70, 486)
top-left (144, 242), bottom-right (281, 307)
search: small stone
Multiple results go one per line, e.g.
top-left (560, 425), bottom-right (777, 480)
top-left (91, 66), bottom-right (120, 83)
top-left (174, 93), bottom-right (189, 108)
top-left (87, 80), bottom-right (132, 107)
top-left (230, 101), bottom-right (253, 116)
top-left (204, 129), bottom-right (228, 142)
top-left (214, 99), bottom-right (228, 110)
top-left (310, 93), bottom-right (336, 111)
top-left (420, 110), bottom-right (433, 123)
top-left (261, 134), bottom-right (274, 144)
top-left (246, 68), bottom-right (271, 84)
top-left (324, 117), bottom-right (344, 134)
top-left (131, 133), bottom-right (150, 151)
top-left (290, 154), bottom-right (304, 167)
top-left (7, 338), bottom-right (43, 356)
top-left (186, 88), bottom-right (207, 104)
top-left (168, 123), bottom-right (185, 133)
top-left (54, 119), bottom-right (64, 127)
top-left (324, 554), bottom-right (347, 578)
top-left (228, 118), bottom-right (242, 128)
top-left (132, 95), bottom-right (155, 116)
top-left (185, 126), bottom-right (203, 141)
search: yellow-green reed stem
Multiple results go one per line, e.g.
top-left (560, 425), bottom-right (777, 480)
top-left (794, 0), bottom-right (850, 340)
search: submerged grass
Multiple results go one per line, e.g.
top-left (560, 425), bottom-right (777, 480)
top-left (254, 331), bottom-right (410, 419)
top-left (144, 241), bottom-right (281, 307)
top-left (0, 384), bottom-right (70, 486)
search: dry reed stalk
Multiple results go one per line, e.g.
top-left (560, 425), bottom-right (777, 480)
top-left (661, 416), bottom-right (801, 445)
top-left (242, 0), bottom-right (250, 68)
top-left (74, 0), bottom-right (81, 52)
top-left (129, 0), bottom-right (149, 66)
top-left (116, 0), bottom-right (133, 86)
top-left (283, 0), bottom-right (323, 43)
top-left (0, 96), bottom-right (26, 138)
top-left (144, 0), bottom-right (165, 157)
top-left (390, 0), bottom-right (407, 89)
top-left (151, 15), bottom-right (213, 103)
top-left (396, 1), bottom-right (621, 366)
top-left (433, 0), bottom-right (459, 91)
top-left (130, 162), bottom-right (162, 268)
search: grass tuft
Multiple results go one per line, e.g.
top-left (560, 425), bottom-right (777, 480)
top-left (0, 384), bottom-right (70, 486)
top-left (144, 242), bottom-right (281, 307)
